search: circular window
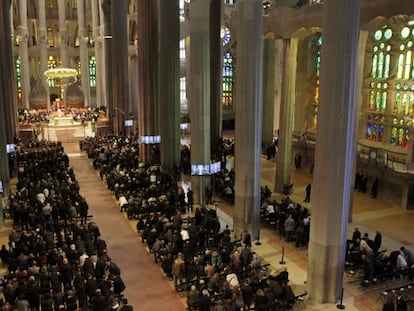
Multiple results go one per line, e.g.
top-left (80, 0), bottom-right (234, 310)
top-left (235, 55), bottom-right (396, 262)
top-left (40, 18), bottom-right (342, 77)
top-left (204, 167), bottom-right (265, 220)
top-left (374, 30), bottom-right (382, 41)
top-left (221, 26), bottom-right (231, 46)
top-left (384, 28), bottom-right (393, 40)
top-left (373, 46), bottom-right (378, 52)
top-left (408, 41), bottom-right (413, 48)
top-left (401, 27), bottom-right (410, 39)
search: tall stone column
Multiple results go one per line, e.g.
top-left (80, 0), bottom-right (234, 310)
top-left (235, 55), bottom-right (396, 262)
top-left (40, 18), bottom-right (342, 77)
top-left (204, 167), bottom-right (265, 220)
top-left (233, 0), bottom-right (263, 240)
top-left (262, 37), bottom-right (276, 152)
top-left (273, 39), bottom-right (284, 137)
top-left (349, 30), bottom-right (368, 221)
top-left (0, 0), bottom-right (14, 204)
top-left (159, 0), bottom-right (180, 174)
top-left (129, 48), bottom-right (139, 120)
top-left (210, 0), bottom-right (223, 149)
top-left (189, 0), bottom-right (211, 206)
top-left (111, 0), bottom-right (129, 135)
top-left (58, 0), bottom-right (68, 66)
top-left (274, 38), bottom-right (298, 193)
top-left (102, 0), bottom-right (113, 118)
top-left (137, 0), bottom-right (159, 162)
top-left (91, 0), bottom-right (104, 107)
top-left (38, 0), bottom-right (50, 108)
top-left (78, 0), bottom-right (90, 108)
top-left (18, 0), bottom-right (30, 109)
top-left (307, 0), bottom-right (361, 304)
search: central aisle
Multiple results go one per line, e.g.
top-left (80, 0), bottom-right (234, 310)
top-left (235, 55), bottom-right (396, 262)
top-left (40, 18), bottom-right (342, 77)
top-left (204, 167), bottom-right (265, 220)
top-left (67, 151), bottom-right (185, 311)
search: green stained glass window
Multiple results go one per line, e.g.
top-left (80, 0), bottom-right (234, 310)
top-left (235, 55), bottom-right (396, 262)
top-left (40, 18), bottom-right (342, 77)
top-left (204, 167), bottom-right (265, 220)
top-left (369, 91), bottom-right (375, 110)
top-left (375, 91), bottom-right (381, 110)
top-left (384, 54), bottom-right (390, 78)
top-left (404, 50), bottom-right (412, 79)
top-left (384, 29), bottom-right (393, 40)
top-left (401, 27), bottom-right (410, 39)
top-left (89, 56), bottom-right (96, 88)
top-left (374, 30), bottom-right (382, 41)
top-left (371, 55), bottom-right (377, 78)
top-left (378, 52), bottom-right (384, 78)
top-left (391, 127), bottom-right (397, 144)
top-left (381, 91), bottom-right (387, 111)
top-left (394, 92), bottom-right (401, 112)
top-left (402, 93), bottom-right (408, 115)
top-left (397, 54), bottom-right (404, 79)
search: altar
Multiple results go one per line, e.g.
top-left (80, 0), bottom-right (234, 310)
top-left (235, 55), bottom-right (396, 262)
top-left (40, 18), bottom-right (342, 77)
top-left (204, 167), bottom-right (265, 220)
top-left (49, 116), bottom-right (81, 127)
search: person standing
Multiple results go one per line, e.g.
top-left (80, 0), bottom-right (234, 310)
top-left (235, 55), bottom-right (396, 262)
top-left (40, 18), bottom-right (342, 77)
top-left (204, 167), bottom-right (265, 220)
top-left (187, 188), bottom-right (194, 211)
top-left (371, 176), bottom-right (379, 199)
top-left (304, 184), bottom-right (311, 203)
top-left (373, 231), bottom-right (382, 253)
top-left (294, 153), bottom-right (302, 170)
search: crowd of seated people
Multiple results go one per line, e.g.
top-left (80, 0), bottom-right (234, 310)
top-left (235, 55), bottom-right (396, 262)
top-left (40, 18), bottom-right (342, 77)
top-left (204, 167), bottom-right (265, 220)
top-left (261, 196), bottom-right (311, 249)
top-left (83, 135), bottom-right (305, 311)
top-left (345, 227), bottom-right (414, 287)
top-left (1, 141), bottom-right (131, 311)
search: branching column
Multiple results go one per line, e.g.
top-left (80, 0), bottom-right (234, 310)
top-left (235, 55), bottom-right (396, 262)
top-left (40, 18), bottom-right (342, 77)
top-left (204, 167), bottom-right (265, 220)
top-left (18, 0), bottom-right (30, 109)
top-left (189, 0), bottom-right (212, 206)
top-left (137, 0), bottom-right (159, 163)
top-left (111, 0), bottom-right (129, 135)
top-left (274, 38), bottom-right (298, 193)
top-left (159, 0), bottom-right (180, 174)
top-left (58, 0), bottom-right (68, 66)
top-left (262, 38), bottom-right (276, 152)
top-left (91, 0), bottom-right (105, 107)
top-left (78, 0), bottom-right (90, 108)
top-left (38, 0), bottom-right (49, 108)
top-left (233, 0), bottom-right (263, 240)
top-left (307, 0), bottom-right (361, 303)
top-left (0, 0), bottom-right (14, 206)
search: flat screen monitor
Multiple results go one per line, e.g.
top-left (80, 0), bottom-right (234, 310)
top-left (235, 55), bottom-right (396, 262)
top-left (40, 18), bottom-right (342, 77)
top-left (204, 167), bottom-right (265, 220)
top-left (191, 164), bottom-right (210, 176)
top-left (125, 119), bottom-right (133, 127)
top-left (210, 161), bottom-right (221, 174)
top-left (6, 144), bottom-right (15, 153)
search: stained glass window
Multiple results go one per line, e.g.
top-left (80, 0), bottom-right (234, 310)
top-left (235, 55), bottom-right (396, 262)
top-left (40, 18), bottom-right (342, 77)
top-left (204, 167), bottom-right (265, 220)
top-left (89, 56), bottom-right (96, 88)
top-left (222, 52), bottom-right (234, 106)
top-left (371, 28), bottom-right (391, 79)
top-left (221, 26), bottom-right (231, 46)
top-left (312, 33), bottom-right (322, 128)
top-left (366, 114), bottom-right (384, 142)
top-left (390, 118), bottom-right (409, 146)
top-left (367, 26), bottom-right (391, 140)
top-left (180, 39), bottom-right (186, 60)
top-left (180, 77), bottom-right (186, 102)
top-left (15, 57), bottom-right (22, 102)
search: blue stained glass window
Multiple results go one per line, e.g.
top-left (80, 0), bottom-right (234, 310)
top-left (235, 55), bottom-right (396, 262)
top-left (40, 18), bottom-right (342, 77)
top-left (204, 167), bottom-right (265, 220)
top-left (222, 52), bottom-right (234, 106)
